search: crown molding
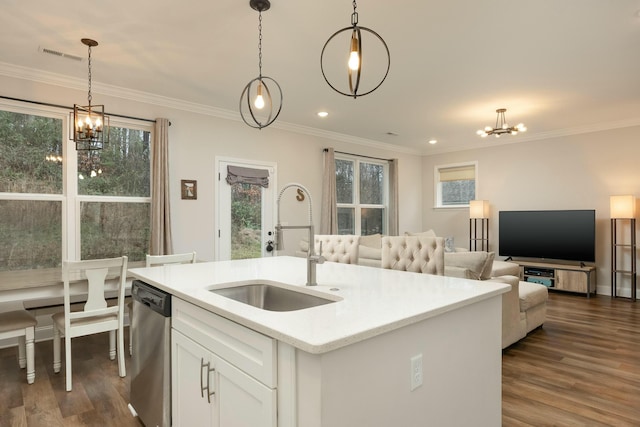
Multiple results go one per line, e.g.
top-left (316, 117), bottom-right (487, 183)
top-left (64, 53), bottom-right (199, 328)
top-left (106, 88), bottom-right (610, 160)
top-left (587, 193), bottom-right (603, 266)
top-left (3, 61), bottom-right (636, 158)
top-left (0, 62), bottom-right (421, 156)
top-left (423, 117), bottom-right (640, 156)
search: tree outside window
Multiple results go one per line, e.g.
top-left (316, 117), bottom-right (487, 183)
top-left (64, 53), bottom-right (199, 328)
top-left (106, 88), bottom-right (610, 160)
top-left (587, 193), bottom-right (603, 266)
top-left (434, 162), bottom-right (477, 208)
top-left (336, 156), bottom-right (388, 236)
top-left (0, 104), bottom-right (151, 271)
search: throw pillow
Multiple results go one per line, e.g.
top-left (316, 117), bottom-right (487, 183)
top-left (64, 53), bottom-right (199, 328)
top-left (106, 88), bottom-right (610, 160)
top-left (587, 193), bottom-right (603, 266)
top-left (404, 229), bottom-right (437, 238)
top-left (444, 251), bottom-right (492, 281)
top-left (359, 233), bottom-right (382, 248)
top-left (480, 252), bottom-right (496, 280)
top-left (444, 237), bottom-right (455, 252)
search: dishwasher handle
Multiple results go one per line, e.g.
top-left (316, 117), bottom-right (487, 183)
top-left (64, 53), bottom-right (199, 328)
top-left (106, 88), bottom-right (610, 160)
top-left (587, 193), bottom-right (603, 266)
top-left (132, 280), bottom-right (172, 317)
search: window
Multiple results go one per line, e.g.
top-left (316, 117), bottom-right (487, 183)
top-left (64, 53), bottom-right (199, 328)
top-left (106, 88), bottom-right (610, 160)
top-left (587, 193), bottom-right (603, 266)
top-left (336, 156), bottom-right (388, 235)
top-left (0, 102), bottom-right (151, 271)
top-left (434, 162), bottom-right (477, 208)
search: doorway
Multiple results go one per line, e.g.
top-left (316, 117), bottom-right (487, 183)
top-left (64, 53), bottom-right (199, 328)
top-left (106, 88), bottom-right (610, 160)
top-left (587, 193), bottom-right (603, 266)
top-left (216, 157), bottom-right (277, 261)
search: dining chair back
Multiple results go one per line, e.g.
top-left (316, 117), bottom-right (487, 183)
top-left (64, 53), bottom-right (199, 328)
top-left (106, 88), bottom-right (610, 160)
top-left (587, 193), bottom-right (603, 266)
top-left (0, 301), bottom-right (37, 384)
top-left (52, 256), bottom-right (128, 391)
top-left (145, 251), bottom-right (197, 267)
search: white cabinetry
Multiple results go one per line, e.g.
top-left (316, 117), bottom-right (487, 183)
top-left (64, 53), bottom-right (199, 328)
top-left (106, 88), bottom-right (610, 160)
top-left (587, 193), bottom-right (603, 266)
top-left (171, 298), bottom-right (277, 427)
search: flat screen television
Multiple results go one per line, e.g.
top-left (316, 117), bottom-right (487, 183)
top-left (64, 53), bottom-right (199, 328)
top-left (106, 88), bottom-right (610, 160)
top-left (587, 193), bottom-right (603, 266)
top-left (498, 210), bottom-right (596, 263)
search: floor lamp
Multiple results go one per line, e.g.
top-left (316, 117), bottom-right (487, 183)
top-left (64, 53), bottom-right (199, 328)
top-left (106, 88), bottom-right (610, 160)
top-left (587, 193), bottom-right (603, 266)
top-left (610, 195), bottom-right (636, 301)
top-left (469, 200), bottom-right (490, 252)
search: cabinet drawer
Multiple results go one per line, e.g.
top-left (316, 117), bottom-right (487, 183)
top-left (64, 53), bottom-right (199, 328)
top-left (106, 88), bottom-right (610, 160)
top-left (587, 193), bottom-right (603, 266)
top-left (173, 297), bottom-right (276, 387)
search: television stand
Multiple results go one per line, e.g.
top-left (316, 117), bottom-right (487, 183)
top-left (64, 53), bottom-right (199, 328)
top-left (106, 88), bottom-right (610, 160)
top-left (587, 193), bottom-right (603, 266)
top-left (513, 260), bottom-right (597, 297)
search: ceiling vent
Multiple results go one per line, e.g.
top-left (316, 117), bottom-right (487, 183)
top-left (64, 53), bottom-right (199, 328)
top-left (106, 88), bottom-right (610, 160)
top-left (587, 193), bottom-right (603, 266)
top-left (39, 46), bottom-right (83, 61)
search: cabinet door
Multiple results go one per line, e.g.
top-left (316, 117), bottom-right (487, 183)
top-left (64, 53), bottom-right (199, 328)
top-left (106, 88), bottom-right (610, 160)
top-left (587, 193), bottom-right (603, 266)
top-left (555, 270), bottom-right (587, 292)
top-left (172, 330), bottom-right (216, 427)
top-left (214, 354), bottom-right (277, 427)
top-left (172, 329), bottom-right (277, 427)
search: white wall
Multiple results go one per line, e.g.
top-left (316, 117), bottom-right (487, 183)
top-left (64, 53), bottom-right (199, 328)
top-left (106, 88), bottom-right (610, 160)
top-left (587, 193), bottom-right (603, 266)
top-left (422, 125), bottom-right (640, 296)
top-left (0, 74), bottom-right (423, 262)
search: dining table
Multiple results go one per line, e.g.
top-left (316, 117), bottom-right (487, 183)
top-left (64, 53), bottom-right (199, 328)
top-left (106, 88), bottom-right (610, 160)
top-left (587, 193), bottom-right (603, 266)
top-left (0, 262), bottom-right (144, 308)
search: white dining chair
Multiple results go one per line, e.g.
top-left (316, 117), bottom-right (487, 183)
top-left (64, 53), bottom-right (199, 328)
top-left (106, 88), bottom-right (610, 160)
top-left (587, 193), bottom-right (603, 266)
top-left (0, 301), bottom-right (37, 384)
top-left (127, 251), bottom-right (197, 355)
top-left (52, 256), bottom-right (128, 391)
top-left (145, 251), bottom-right (197, 268)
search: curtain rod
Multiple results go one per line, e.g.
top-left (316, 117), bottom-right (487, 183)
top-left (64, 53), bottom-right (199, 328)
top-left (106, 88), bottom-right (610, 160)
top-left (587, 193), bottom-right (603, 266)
top-left (324, 148), bottom-right (391, 162)
top-left (0, 95), bottom-right (170, 125)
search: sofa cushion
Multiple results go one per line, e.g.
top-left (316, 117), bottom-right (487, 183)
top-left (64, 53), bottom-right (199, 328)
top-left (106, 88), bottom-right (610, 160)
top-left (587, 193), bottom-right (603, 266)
top-left (360, 233), bottom-right (382, 248)
top-left (444, 251), bottom-right (494, 281)
top-left (359, 244), bottom-right (381, 260)
top-left (491, 260), bottom-right (520, 277)
top-left (444, 265), bottom-right (478, 279)
top-left (518, 281), bottom-right (549, 311)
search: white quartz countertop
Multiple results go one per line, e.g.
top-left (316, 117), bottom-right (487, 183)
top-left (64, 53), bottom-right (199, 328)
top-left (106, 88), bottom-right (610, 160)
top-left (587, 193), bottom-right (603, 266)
top-left (128, 256), bottom-right (510, 354)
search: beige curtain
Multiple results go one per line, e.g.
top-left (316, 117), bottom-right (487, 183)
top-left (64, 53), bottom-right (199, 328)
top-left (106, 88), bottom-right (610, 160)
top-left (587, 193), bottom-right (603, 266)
top-left (388, 159), bottom-right (399, 236)
top-left (150, 118), bottom-right (173, 255)
top-left (320, 148), bottom-right (337, 234)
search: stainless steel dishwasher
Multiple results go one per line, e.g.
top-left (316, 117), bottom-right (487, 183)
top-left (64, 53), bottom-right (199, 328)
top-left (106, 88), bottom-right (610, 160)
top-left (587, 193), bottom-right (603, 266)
top-left (129, 279), bottom-right (171, 427)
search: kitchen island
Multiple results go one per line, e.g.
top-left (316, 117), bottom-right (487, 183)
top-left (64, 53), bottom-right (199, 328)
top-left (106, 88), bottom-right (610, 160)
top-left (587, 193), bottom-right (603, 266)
top-left (129, 256), bottom-right (510, 427)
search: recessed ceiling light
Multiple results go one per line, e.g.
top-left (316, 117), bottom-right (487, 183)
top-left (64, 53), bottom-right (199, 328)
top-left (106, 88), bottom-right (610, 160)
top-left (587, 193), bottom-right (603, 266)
top-left (317, 111), bottom-right (329, 118)
top-left (428, 139), bottom-right (437, 145)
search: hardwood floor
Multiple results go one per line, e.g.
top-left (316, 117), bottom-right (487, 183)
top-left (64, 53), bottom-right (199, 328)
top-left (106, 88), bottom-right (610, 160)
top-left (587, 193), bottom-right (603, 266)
top-left (0, 293), bottom-right (638, 426)
top-left (503, 292), bottom-right (640, 426)
top-left (0, 330), bottom-right (142, 427)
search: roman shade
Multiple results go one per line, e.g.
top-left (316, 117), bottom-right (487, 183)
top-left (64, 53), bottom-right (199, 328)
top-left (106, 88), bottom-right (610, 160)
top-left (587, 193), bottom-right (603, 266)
top-left (226, 166), bottom-right (269, 188)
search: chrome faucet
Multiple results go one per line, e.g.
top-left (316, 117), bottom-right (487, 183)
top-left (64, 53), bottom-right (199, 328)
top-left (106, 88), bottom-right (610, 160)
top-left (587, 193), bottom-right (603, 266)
top-left (274, 183), bottom-right (325, 286)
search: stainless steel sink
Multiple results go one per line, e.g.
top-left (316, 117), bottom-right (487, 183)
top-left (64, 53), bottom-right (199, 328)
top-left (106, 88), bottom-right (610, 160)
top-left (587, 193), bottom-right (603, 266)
top-left (210, 282), bottom-right (336, 312)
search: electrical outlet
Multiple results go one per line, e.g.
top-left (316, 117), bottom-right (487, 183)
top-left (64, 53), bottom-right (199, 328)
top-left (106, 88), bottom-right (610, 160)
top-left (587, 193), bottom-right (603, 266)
top-left (410, 354), bottom-right (423, 391)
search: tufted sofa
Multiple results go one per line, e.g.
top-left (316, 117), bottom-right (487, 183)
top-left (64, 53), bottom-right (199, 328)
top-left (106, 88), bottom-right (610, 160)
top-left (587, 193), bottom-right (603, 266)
top-left (296, 232), bottom-right (547, 348)
top-left (313, 235), bottom-right (360, 264)
top-left (381, 236), bottom-right (445, 275)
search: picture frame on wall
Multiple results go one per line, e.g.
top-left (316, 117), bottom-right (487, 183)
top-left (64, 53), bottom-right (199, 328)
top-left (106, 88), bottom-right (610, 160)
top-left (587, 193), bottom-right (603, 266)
top-left (181, 180), bottom-right (197, 200)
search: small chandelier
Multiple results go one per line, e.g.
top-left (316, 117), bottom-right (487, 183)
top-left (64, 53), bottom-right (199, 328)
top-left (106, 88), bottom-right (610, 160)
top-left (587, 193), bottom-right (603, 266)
top-left (477, 108), bottom-right (527, 138)
top-left (239, 0), bottom-right (283, 129)
top-left (320, 0), bottom-right (390, 98)
top-left (70, 38), bottom-right (109, 150)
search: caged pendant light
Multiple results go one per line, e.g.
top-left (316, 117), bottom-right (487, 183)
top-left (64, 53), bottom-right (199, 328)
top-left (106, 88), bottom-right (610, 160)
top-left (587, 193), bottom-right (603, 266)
top-left (239, 0), bottom-right (283, 129)
top-left (320, 0), bottom-right (390, 98)
top-left (70, 38), bottom-right (109, 150)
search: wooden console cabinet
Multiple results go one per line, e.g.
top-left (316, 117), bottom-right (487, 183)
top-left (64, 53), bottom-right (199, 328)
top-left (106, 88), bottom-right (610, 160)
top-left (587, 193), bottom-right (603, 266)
top-left (514, 261), bottom-right (597, 297)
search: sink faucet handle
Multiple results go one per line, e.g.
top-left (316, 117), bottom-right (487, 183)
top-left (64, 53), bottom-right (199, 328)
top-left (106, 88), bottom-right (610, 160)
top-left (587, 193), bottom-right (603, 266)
top-left (315, 241), bottom-right (326, 264)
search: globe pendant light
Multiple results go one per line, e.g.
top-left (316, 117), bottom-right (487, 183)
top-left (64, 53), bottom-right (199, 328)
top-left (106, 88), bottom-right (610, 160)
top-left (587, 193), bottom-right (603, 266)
top-left (239, 0), bottom-right (283, 129)
top-left (320, 0), bottom-right (391, 98)
top-left (70, 38), bottom-right (109, 150)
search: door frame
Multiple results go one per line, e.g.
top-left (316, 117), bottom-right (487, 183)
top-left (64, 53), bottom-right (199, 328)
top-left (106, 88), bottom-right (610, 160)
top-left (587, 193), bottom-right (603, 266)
top-left (214, 156), bottom-right (277, 261)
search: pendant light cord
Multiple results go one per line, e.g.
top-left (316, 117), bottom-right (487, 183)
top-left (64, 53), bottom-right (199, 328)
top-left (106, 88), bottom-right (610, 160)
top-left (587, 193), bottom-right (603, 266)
top-left (257, 11), bottom-right (263, 78)
top-left (87, 44), bottom-right (93, 107)
top-left (351, 0), bottom-right (358, 26)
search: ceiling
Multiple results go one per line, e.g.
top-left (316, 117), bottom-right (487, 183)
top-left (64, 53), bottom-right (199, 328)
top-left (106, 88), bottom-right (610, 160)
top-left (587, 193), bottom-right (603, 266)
top-left (1, 0), bottom-right (639, 155)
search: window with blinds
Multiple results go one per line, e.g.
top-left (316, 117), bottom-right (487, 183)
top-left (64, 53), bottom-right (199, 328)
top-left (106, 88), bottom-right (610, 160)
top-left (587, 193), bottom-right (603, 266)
top-left (434, 162), bottom-right (477, 207)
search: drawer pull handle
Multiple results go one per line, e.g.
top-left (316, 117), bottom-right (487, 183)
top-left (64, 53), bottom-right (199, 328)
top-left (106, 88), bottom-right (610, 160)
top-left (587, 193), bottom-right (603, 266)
top-left (206, 364), bottom-right (216, 403)
top-left (200, 358), bottom-right (208, 399)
